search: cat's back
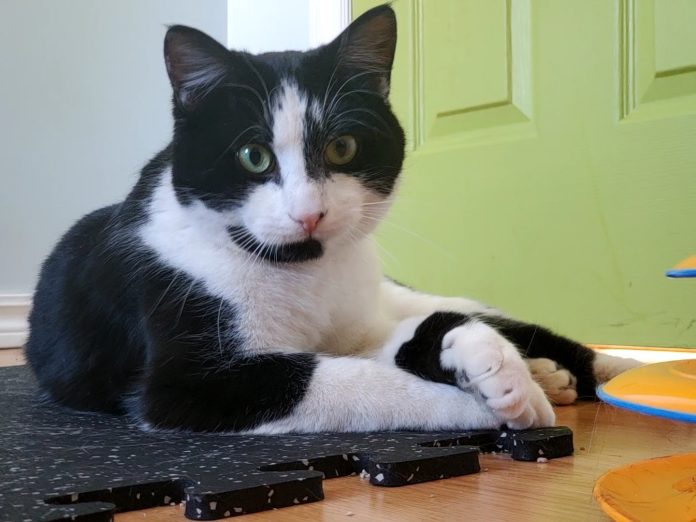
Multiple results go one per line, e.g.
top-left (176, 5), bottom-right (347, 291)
top-left (30, 203), bottom-right (121, 315)
top-left (26, 203), bottom-right (145, 413)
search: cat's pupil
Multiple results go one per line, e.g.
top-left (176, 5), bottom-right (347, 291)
top-left (335, 139), bottom-right (347, 157)
top-left (249, 147), bottom-right (262, 165)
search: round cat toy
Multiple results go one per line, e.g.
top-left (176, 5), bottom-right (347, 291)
top-left (666, 255), bottom-right (696, 278)
top-left (596, 359), bottom-right (696, 423)
top-left (593, 453), bottom-right (696, 522)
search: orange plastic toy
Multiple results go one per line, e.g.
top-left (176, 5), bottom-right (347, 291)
top-left (593, 453), bottom-right (696, 522)
top-left (666, 255), bottom-right (696, 278)
top-left (597, 359), bottom-right (696, 423)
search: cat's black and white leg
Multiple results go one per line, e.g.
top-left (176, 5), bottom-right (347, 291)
top-left (378, 280), bottom-right (642, 406)
top-left (528, 354), bottom-right (641, 405)
top-left (478, 315), bottom-right (641, 402)
top-left (377, 312), bottom-right (556, 429)
top-left (134, 349), bottom-right (505, 433)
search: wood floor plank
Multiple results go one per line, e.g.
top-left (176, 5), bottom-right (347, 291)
top-left (0, 347), bottom-right (25, 366)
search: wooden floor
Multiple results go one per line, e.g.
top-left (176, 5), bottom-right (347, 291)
top-left (113, 402), bottom-right (696, 522)
top-left (3, 348), bottom-right (695, 521)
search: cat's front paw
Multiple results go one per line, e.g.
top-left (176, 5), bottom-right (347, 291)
top-left (440, 321), bottom-right (555, 429)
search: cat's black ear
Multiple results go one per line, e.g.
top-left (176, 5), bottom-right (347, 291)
top-left (164, 25), bottom-right (230, 110)
top-left (334, 4), bottom-right (397, 97)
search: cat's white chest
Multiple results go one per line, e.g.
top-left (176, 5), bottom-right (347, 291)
top-left (234, 268), bottom-right (329, 351)
top-left (233, 240), bottom-right (382, 354)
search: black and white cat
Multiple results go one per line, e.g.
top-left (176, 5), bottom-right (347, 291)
top-left (26, 5), bottom-right (637, 434)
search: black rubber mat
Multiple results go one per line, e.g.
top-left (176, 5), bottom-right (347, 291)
top-left (0, 365), bottom-right (572, 521)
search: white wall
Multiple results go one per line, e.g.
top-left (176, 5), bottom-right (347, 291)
top-left (228, 0), bottom-right (311, 52)
top-left (0, 0), bottom-right (227, 345)
top-left (227, 0), bottom-right (350, 52)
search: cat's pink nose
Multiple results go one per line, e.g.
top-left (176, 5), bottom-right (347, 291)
top-left (294, 212), bottom-right (325, 235)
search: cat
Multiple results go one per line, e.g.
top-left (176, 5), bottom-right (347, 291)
top-left (25, 5), bottom-right (638, 434)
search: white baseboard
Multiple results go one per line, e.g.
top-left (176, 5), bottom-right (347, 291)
top-left (0, 294), bottom-right (31, 348)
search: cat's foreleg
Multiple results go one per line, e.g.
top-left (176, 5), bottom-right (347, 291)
top-left (133, 347), bottom-right (504, 433)
top-left (376, 313), bottom-right (556, 429)
top-left (475, 315), bottom-right (642, 402)
top-left (378, 280), bottom-right (641, 404)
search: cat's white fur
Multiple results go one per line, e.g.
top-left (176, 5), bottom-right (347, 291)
top-left (139, 81), bottom-right (632, 433)
top-left (249, 356), bottom-right (506, 434)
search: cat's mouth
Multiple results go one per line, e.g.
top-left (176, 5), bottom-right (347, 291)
top-left (227, 226), bottom-right (323, 264)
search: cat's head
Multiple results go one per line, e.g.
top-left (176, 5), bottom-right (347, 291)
top-left (163, 4), bottom-right (404, 263)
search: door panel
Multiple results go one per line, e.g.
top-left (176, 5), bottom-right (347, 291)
top-left (419, 0), bottom-right (532, 143)
top-left (622, 0), bottom-right (696, 117)
top-left (354, 0), bottom-right (696, 347)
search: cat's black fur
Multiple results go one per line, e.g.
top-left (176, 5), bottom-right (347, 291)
top-left (26, 5), bottom-right (599, 433)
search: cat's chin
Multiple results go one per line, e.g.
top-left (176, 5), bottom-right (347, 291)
top-left (227, 226), bottom-right (323, 264)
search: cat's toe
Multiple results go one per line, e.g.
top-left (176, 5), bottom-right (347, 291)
top-left (505, 385), bottom-right (556, 430)
top-left (481, 362), bottom-right (556, 428)
top-left (528, 357), bottom-right (578, 405)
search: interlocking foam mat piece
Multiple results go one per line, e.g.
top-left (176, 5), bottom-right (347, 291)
top-left (0, 366), bottom-right (573, 521)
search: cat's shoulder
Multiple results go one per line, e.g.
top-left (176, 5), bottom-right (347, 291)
top-left (53, 204), bottom-right (121, 254)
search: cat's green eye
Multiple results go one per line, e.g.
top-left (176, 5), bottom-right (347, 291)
top-left (324, 135), bottom-right (357, 166)
top-left (238, 144), bottom-right (273, 174)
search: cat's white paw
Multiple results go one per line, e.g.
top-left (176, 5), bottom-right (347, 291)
top-left (528, 357), bottom-right (578, 405)
top-left (441, 321), bottom-right (555, 429)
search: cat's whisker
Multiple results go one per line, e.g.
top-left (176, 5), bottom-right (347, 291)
top-left (212, 124), bottom-right (267, 167)
top-left (146, 272), bottom-right (181, 318)
top-left (249, 237), bottom-right (269, 271)
top-left (222, 82), bottom-right (270, 124)
top-left (216, 298), bottom-right (225, 357)
top-left (321, 61), bottom-right (341, 116)
top-left (235, 55), bottom-right (273, 122)
top-left (174, 281), bottom-right (196, 329)
top-left (330, 88), bottom-right (383, 109)
top-left (329, 106), bottom-right (391, 134)
top-left (237, 235), bottom-right (266, 273)
top-left (324, 70), bottom-right (379, 119)
top-left (357, 215), bottom-right (457, 261)
top-left (330, 118), bottom-right (391, 137)
top-left (372, 238), bottom-right (400, 270)
top-left (356, 202), bottom-right (393, 213)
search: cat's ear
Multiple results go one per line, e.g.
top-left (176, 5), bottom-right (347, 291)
top-left (164, 25), bottom-right (230, 110)
top-left (334, 4), bottom-right (397, 97)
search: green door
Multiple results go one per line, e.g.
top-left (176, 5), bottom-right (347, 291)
top-left (354, 0), bottom-right (696, 348)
